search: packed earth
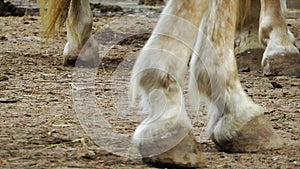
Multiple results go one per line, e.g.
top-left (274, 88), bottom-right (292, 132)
top-left (0, 2), bottom-right (299, 169)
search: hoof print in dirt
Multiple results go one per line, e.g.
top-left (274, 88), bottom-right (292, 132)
top-left (213, 115), bottom-right (284, 153)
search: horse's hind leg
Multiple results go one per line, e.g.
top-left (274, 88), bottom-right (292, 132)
top-left (63, 0), bottom-right (98, 66)
top-left (190, 0), bottom-right (283, 153)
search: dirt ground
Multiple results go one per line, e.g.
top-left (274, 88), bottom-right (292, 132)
top-left (0, 7), bottom-right (299, 169)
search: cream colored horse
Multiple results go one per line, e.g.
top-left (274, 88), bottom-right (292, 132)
top-left (38, 0), bottom-right (298, 167)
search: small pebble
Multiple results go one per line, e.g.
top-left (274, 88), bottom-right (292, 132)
top-left (271, 82), bottom-right (283, 88)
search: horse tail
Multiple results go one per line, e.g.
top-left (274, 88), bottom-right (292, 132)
top-left (37, 0), bottom-right (71, 38)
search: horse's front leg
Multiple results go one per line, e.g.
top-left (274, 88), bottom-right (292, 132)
top-left (259, 0), bottom-right (300, 76)
top-left (130, 0), bottom-right (209, 167)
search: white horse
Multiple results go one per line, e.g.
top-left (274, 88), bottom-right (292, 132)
top-left (38, 0), bottom-right (299, 167)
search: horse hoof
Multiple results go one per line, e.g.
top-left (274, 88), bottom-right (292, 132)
top-left (63, 55), bottom-right (78, 66)
top-left (63, 38), bottom-right (99, 67)
top-left (63, 55), bottom-right (100, 67)
top-left (262, 47), bottom-right (300, 77)
top-left (142, 132), bottom-right (206, 168)
top-left (212, 115), bottom-right (284, 153)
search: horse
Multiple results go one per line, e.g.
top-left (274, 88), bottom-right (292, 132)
top-left (38, 0), bottom-right (299, 167)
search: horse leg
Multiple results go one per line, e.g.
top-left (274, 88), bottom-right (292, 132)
top-left (259, 0), bottom-right (300, 76)
top-left (63, 0), bottom-right (98, 66)
top-left (235, 0), bottom-right (262, 55)
top-left (130, 0), bottom-right (209, 167)
top-left (189, 0), bottom-right (283, 153)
